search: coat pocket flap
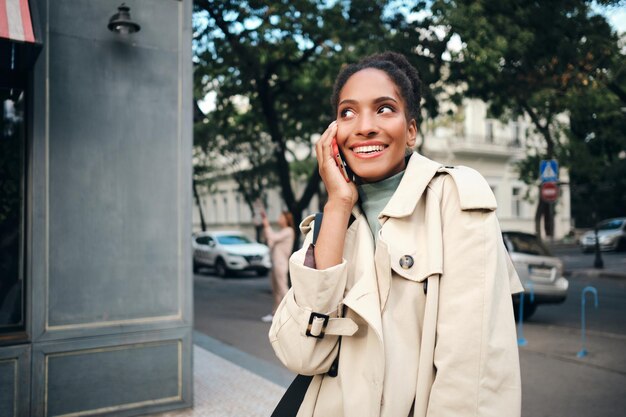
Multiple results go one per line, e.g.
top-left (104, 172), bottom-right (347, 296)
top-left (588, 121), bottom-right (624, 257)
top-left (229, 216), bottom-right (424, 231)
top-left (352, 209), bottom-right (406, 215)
top-left (388, 246), bottom-right (442, 283)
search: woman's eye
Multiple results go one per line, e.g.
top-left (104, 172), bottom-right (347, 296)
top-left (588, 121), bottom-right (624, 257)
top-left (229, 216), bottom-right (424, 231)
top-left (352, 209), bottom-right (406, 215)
top-left (340, 108), bottom-right (355, 118)
top-left (378, 105), bottom-right (395, 114)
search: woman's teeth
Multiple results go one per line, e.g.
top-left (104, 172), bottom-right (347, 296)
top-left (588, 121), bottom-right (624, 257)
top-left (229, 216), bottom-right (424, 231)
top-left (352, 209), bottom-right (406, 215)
top-left (354, 145), bottom-right (385, 154)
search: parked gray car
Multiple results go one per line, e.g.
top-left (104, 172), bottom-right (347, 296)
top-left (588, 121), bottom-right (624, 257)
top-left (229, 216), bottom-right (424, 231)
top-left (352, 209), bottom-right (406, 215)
top-left (579, 217), bottom-right (626, 252)
top-left (502, 231), bottom-right (569, 320)
top-left (192, 231), bottom-right (271, 277)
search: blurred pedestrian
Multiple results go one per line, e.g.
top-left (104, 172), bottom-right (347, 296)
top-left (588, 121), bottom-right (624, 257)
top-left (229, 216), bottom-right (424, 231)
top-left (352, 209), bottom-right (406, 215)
top-left (261, 210), bottom-right (295, 323)
top-left (269, 52), bottom-right (523, 417)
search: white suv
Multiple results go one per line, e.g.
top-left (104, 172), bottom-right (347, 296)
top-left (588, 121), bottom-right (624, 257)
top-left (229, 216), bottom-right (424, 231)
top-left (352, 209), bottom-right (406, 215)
top-left (192, 231), bottom-right (271, 277)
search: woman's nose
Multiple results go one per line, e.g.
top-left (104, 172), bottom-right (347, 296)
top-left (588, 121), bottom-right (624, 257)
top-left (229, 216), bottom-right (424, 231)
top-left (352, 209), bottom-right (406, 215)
top-left (356, 112), bottom-right (378, 137)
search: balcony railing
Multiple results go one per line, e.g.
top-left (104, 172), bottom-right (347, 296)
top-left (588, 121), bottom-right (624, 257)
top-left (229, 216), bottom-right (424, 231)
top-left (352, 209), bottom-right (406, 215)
top-left (448, 134), bottom-right (524, 157)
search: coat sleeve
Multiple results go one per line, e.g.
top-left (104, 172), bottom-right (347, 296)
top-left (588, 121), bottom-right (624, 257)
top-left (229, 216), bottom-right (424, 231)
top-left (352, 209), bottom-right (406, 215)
top-left (268, 223), bottom-right (349, 376)
top-left (427, 174), bottom-right (522, 417)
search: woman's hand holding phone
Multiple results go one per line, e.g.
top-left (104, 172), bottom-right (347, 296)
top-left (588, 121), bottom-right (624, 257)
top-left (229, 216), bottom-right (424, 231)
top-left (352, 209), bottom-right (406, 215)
top-left (313, 121), bottom-right (357, 269)
top-left (332, 138), bottom-right (352, 183)
top-left (315, 121), bottom-right (358, 209)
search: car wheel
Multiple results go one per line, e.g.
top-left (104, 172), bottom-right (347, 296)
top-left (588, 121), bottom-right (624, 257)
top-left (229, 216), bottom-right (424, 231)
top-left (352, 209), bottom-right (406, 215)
top-left (616, 237), bottom-right (626, 252)
top-left (256, 268), bottom-right (269, 277)
top-left (215, 258), bottom-right (229, 278)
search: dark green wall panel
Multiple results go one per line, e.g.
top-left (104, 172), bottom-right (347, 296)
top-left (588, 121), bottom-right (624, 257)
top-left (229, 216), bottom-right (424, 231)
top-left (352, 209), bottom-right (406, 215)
top-left (0, 360), bottom-right (16, 417)
top-left (32, 329), bottom-right (192, 417)
top-left (24, 1), bottom-right (194, 416)
top-left (0, 345), bottom-right (31, 417)
top-left (46, 1), bottom-right (182, 328)
top-left (46, 341), bottom-right (180, 416)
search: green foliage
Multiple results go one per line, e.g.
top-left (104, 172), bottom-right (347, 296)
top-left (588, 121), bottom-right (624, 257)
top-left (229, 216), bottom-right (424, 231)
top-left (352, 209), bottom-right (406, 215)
top-left (564, 71), bottom-right (626, 226)
top-left (432, 0), bottom-right (624, 235)
top-left (192, 0), bottom-right (450, 223)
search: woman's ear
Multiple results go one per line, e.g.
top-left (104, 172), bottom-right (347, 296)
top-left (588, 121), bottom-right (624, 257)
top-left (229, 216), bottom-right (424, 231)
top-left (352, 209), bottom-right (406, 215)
top-left (407, 119), bottom-right (418, 148)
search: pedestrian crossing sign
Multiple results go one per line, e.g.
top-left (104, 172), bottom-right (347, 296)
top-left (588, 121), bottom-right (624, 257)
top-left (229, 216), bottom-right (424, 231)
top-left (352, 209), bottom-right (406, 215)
top-left (540, 159), bottom-right (558, 183)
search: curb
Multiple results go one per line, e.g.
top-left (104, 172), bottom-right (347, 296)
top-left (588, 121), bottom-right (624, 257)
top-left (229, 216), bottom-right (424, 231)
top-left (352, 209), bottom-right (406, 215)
top-left (192, 330), bottom-right (293, 388)
top-left (565, 269), bottom-right (626, 280)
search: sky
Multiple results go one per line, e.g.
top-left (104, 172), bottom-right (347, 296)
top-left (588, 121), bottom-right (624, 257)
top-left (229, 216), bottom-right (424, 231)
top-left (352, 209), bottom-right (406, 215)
top-left (605, 7), bottom-right (626, 33)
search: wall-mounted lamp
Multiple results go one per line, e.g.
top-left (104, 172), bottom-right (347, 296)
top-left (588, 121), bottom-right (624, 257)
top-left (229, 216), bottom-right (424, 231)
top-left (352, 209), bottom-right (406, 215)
top-left (108, 4), bottom-right (141, 34)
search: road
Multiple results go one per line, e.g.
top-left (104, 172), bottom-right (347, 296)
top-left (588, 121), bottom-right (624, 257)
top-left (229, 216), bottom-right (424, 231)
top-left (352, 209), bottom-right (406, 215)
top-left (193, 250), bottom-right (626, 417)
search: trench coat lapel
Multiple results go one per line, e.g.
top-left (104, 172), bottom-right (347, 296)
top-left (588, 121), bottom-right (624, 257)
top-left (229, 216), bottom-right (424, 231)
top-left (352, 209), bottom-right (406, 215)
top-left (380, 153), bottom-right (443, 219)
top-left (342, 211), bottom-right (384, 344)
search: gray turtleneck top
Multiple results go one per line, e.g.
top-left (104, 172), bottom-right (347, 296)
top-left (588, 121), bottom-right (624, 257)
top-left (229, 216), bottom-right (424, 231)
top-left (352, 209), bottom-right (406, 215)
top-left (357, 169), bottom-right (406, 241)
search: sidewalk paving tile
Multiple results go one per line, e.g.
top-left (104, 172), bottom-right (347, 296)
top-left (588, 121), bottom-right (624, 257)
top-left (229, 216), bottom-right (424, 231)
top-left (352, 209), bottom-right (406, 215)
top-left (147, 345), bottom-right (284, 417)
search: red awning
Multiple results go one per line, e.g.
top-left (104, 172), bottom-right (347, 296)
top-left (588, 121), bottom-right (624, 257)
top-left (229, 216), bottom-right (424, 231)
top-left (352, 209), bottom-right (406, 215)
top-left (0, 0), bottom-right (35, 43)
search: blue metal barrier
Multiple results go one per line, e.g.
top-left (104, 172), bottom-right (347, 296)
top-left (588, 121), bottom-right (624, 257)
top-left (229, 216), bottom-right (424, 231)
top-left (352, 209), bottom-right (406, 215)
top-left (577, 286), bottom-right (599, 358)
top-left (517, 282), bottom-right (535, 347)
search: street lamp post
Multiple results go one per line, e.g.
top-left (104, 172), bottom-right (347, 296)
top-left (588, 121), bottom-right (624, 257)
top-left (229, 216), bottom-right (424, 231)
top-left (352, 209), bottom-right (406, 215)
top-left (592, 211), bottom-right (604, 269)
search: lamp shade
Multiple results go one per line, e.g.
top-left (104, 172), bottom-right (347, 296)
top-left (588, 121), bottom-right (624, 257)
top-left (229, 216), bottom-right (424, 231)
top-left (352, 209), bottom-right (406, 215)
top-left (107, 4), bottom-right (140, 34)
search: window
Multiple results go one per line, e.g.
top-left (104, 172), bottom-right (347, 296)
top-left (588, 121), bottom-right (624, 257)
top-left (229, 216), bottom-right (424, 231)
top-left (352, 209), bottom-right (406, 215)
top-left (0, 88), bottom-right (26, 335)
top-left (485, 121), bottom-right (494, 143)
top-left (217, 235), bottom-right (252, 245)
top-left (235, 195), bottom-right (241, 223)
top-left (512, 123), bottom-right (521, 146)
top-left (223, 195), bottom-right (228, 223)
top-left (597, 219), bottom-right (624, 231)
top-left (503, 233), bottom-right (552, 256)
top-left (512, 187), bottom-right (522, 218)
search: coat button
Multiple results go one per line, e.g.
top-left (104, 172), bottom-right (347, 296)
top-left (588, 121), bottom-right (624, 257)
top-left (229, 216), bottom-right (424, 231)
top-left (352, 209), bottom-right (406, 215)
top-left (399, 255), bottom-right (414, 269)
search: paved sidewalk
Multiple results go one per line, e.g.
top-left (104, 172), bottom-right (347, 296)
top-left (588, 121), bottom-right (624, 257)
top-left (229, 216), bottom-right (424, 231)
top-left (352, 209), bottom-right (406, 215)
top-left (147, 343), bottom-right (285, 417)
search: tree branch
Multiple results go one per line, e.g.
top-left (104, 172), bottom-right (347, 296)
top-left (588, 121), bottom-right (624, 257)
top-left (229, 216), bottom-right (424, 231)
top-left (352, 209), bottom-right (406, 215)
top-left (295, 167), bottom-right (321, 214)
top-left (519, 100), bottom-right (555, 158)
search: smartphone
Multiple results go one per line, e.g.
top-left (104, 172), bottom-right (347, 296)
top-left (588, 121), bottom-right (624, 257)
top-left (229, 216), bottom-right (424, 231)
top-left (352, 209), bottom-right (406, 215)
top-left (331, 138), bottom-right (353, 183)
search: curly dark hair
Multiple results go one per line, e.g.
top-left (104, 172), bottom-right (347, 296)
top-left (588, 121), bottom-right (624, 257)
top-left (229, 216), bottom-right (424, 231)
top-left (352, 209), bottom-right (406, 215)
top-left (330, 51), bottom-right (422, 123)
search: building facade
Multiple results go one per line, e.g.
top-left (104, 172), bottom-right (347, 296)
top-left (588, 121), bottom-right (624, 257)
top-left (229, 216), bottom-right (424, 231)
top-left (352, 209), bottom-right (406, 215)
top-left (0, 1), bottom-right (193, 416)
top-left (423, 99), bottom-right (571, 239)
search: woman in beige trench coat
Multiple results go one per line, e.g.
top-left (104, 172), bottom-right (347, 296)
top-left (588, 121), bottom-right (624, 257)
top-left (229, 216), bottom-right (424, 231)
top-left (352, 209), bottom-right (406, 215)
top-left (269, 52), bottom-right (523, 417)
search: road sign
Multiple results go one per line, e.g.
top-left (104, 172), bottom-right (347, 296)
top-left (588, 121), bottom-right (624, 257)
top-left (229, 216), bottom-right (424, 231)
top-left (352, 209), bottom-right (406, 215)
top-left (541, 181), bottom-right (559, 203)
top-left (540, 159), bottom-right (559, 183)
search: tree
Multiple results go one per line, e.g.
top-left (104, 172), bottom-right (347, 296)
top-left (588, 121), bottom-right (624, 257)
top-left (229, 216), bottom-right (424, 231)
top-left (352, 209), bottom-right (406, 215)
top-left (431, 0), bottom-right (621, 239)
top-left (564, 51), bottom-right (626, 227)
top-left (192, 0), bottom-right (450, 242)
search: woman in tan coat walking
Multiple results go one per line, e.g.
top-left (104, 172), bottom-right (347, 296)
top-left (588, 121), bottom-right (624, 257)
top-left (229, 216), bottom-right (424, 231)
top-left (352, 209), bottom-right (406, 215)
top-left (261, 210), bottom-right (295, 322)
top-left (269, 52), bottom-right (523, 417)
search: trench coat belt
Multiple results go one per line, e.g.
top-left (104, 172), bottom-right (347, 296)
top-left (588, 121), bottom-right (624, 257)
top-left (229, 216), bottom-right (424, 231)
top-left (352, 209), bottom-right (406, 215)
top-left (286, 297), bottom-right (358, 338)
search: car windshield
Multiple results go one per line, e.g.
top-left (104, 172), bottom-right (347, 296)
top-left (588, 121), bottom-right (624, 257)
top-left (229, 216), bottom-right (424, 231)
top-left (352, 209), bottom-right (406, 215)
top-left (597, 219), bottom-right (624, 231)
top-left (505, 233), bottom-right (552, 256)
top-left (217, 235), bottom-right (252, 245)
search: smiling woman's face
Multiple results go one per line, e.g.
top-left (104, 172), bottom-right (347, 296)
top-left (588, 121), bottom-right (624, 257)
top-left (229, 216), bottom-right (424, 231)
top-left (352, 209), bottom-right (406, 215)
top-left (336, 68), bottom-right (417, 183)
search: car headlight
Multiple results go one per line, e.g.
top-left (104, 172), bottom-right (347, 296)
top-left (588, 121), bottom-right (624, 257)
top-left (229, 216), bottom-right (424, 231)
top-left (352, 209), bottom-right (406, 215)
top-left (225, 253), bottom-right (245, 261)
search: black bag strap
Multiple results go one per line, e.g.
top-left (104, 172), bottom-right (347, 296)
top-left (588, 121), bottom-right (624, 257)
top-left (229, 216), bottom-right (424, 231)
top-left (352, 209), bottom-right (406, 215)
top-left (270, 374), bottom-right (313, 417)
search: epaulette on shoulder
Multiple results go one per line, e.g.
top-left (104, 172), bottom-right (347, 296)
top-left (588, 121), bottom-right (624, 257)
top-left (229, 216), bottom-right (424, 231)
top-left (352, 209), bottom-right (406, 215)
top-left (437, 165), bottom-right (497, 211)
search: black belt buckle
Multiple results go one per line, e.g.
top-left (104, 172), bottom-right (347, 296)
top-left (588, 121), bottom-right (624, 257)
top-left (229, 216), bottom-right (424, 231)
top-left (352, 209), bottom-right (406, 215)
top-left (306, 312), bottom-right (329, 338)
